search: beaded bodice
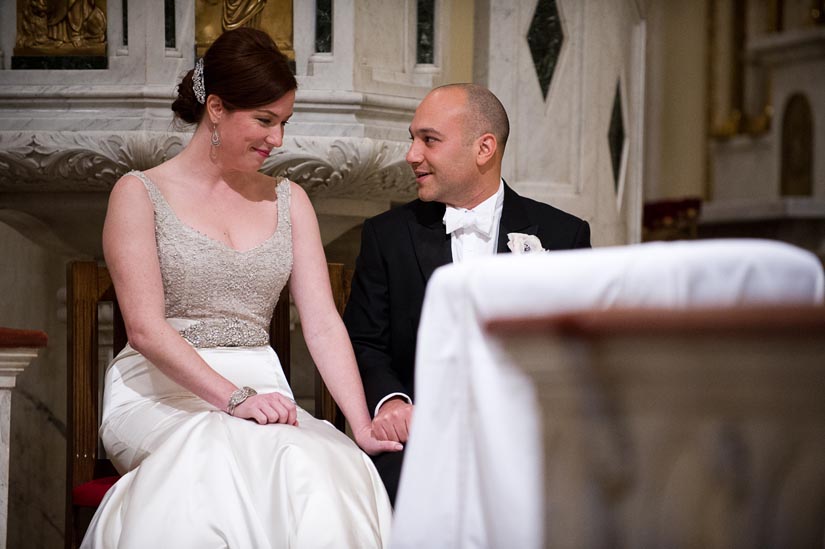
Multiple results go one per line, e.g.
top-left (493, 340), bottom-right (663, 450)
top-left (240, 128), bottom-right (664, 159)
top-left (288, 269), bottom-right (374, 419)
top-left (129, 170), bottom-right (292, 347)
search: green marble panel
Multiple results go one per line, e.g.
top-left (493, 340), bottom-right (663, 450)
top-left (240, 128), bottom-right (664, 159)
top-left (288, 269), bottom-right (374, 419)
top-left (417, 0), bottom-right (435, 64)
top-left (527, 0), bottom-right (563, 100)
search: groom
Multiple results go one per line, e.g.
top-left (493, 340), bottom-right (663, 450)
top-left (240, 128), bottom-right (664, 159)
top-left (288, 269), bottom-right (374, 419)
top-left (343, 83), bottom-right (591, 504)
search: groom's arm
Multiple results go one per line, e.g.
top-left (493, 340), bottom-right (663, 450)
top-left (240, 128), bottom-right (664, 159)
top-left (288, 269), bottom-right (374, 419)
top-left (344, 218), bottom-right (410, 416)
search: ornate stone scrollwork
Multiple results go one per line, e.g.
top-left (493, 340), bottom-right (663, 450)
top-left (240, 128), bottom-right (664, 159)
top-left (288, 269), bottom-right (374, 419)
top-left (0, 132), bottom-right (188, 192)
top-left (0, 132), bottom-right (415, 201)
top-left (262, 137), bottom-right (416, 201)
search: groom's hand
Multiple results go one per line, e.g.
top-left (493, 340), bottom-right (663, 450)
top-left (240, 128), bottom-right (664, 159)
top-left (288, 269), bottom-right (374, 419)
top-left (371, 398), bottom-right (413, 444)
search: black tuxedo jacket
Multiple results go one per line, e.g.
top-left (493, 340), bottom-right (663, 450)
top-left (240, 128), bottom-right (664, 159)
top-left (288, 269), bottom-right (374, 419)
top-left (343, 183), bottom-right (591, 414)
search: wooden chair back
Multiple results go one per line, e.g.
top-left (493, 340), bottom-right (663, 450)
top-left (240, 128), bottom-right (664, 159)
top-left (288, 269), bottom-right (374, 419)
top-left (65, 262), bottom-right (121, 548)
top-left (66, 260), bottom-right (348, 546)
top-left (66, 262), bottom-right (122, 504)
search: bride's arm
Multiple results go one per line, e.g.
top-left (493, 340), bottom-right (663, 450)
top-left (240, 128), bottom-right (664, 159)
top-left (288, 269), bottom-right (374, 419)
top-left (288, 182), bottom-right (403, 455)
top-left (103, 174), bottom-right (295, 425)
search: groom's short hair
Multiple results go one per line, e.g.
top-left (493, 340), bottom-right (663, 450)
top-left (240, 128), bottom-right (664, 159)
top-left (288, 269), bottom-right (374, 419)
top-left (436, 83), bottom-right (510, 154)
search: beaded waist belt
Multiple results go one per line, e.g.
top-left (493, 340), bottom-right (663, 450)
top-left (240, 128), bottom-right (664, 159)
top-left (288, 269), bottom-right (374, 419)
top-left (178, 318), bottom-right (269, 348)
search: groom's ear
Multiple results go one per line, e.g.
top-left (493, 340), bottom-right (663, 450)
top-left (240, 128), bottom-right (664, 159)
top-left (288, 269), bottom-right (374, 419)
top-left (475, 133), bottom-right (498, 166)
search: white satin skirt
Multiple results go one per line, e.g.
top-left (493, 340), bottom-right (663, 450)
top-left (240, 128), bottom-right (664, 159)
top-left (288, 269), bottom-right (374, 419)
top-left (81, 333), bottom-right (392, 548)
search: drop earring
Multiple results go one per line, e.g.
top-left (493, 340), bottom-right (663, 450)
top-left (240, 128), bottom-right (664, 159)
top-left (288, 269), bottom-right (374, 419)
top-left (209, 123), bottom-right (221, 161)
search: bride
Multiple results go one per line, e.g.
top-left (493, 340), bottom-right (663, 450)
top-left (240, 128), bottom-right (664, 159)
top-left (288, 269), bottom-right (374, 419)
top-left (81, 27), bottom-right (400, 548)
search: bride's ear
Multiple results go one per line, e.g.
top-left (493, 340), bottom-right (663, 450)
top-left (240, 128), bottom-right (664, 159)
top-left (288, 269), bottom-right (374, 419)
top-left (206, 95), bottom-right (224, 125)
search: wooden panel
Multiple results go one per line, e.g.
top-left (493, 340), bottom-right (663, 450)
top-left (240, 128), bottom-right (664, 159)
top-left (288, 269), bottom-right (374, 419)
top-left (66, 262), bottom-right (101, 490)
top-left (486, 305), bottom-right (825, 337)
top-left (66, 261), bottom-right (102, 549)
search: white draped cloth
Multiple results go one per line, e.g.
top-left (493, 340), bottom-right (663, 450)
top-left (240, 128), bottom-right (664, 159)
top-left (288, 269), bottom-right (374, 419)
top-left (390, 239), bottom-right (824, 549)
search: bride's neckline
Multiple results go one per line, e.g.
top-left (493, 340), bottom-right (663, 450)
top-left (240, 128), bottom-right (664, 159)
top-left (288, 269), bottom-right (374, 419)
top-left (132, 170), bottom-right (282, 254)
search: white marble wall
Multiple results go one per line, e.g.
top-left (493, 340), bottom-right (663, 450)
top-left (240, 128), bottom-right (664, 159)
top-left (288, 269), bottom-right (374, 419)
top-left (476, 0), bottom-right (646, 246)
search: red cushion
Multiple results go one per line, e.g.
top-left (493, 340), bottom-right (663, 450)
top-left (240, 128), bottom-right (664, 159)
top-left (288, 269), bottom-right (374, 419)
top-left (72, 476), bottom-right (120, 507)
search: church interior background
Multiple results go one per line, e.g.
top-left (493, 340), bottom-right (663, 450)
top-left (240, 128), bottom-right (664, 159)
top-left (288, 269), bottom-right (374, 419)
top-left (0, 0), bottom-right (823, 546)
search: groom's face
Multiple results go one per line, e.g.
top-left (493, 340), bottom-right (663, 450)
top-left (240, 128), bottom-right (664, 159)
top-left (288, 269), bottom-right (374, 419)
top-left (406, 88), bottom-right (479, 207)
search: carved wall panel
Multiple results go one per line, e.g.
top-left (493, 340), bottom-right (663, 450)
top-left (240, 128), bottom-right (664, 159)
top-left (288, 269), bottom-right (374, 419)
top-left (15, 0), bottom-right (107, 53)
top-left (13, 0), bottom-right (108, 69)
top-left (195, 0), bottom-right (294, 59)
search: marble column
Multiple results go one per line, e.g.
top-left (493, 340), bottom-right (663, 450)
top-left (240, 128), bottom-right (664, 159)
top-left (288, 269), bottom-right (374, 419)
top-left (0, 327), bottom-right (47, 549)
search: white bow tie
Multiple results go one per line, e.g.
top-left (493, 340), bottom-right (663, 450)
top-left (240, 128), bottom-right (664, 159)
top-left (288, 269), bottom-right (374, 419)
top-left (443, 207), bottom-right (494, 237)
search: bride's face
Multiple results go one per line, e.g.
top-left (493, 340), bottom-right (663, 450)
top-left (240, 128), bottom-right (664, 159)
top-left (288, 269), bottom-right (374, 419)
top-left (215, 89), bottom-right (296, 172)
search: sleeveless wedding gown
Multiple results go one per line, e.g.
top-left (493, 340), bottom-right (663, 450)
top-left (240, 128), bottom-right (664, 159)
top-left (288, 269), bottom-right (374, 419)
top-left (81, 171), bottom-right (392, 548)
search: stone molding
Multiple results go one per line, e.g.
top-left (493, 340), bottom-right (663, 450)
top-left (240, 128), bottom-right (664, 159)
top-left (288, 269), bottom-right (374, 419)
top-left (0, 131), bottom-right (188, 192)
top-left (0, 348), bottom-right (39, 388)
top-left (0, 131), bottom-right (415, 201)
top-left (262, 137), bottom-right (415, 201)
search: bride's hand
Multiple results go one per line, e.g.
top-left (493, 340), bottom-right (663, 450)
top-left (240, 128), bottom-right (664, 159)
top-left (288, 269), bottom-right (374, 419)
top-left (353, 425), bottom-right (404, 456)
top-left (233, 392), bottom-right (299, 426)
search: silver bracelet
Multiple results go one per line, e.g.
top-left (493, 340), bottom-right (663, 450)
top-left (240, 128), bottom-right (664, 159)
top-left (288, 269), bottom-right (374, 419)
top-left (227, 386), bottom-right (257, 415)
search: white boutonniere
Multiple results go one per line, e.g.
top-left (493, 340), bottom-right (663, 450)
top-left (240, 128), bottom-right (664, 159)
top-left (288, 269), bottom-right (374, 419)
top-left (506, 233), bottom-right (545, 254)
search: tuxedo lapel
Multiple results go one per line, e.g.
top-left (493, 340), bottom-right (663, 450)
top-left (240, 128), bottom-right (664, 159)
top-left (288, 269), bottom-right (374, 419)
top-left (497, 182), bottom-right (538, 253)
top-left (409, 201), bottom-right (452, 281)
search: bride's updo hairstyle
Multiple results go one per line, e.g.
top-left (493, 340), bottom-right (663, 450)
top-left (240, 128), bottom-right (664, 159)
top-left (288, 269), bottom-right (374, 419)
top-left (172, 27), bottom-right (297, 125)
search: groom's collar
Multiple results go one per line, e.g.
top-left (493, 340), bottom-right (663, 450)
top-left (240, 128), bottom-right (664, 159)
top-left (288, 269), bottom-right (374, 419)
top-left (407, 179), bottom-right (538, 278)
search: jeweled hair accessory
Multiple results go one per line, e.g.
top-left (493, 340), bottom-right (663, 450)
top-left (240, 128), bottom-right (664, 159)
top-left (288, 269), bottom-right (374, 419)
top-left (193, 58), bottom-right (206, 104)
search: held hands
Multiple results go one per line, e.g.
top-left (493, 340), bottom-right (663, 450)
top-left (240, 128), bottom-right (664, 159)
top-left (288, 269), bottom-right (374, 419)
top-left (227, 390), bottom-right (407, 456)
top-left (232, 392), bottom-right (299, 426)
top-left (371, 398), bottom-right (413, 444)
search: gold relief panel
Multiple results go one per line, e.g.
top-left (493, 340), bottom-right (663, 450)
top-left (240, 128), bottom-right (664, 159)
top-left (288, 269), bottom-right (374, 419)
top-left (15, 0), bottom-right (108, 57)
top-left (195, 0), bottom-right (294, 60)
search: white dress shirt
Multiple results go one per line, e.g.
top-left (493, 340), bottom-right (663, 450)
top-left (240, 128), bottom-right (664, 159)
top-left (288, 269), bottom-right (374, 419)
top-left (374, 180), bottom-right (506, 416)
top-left (444, 179), bottom-right (505, 263)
